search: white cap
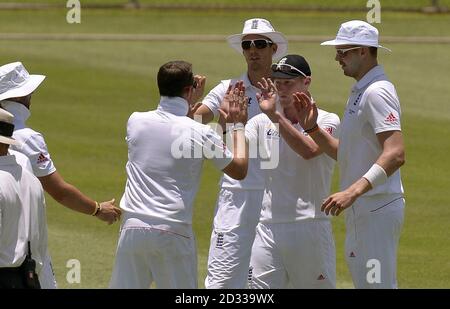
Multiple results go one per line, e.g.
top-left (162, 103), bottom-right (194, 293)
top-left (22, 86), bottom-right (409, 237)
top-left (227, 18), bottom-right (288, 60)
top-left (0, 108), bottom-right (20, 146)
top-left (321, 20), bottom-right (391, 51)
top-left (0, 62), bottom-right (46, 102)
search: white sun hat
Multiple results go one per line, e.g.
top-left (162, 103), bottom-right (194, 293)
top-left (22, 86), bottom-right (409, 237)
top-left (0, 108), bottom-right (20, 146)
top-left (321, 20), bottom-right (391, 51)
top-left (0, 62), bottom-right (46, 102)
top-left (227, 18), bottom-right (288, 60)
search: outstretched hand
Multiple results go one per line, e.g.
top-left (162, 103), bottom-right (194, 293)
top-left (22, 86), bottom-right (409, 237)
top-left (219, 86), bottom-right (248, 124)
top-left (292, 91), bottom-right (318, 131)
top-left (189, 75), bottom-right (206, 105)
top-left (256, 77), bottom-right (278, 118)
top-left (218, 81), bottom-right (248, 130)
top-left (97, 198), bottom-right (122, 225)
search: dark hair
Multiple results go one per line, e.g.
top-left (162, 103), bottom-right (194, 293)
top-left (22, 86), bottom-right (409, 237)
top-left (369, 47), bottom-right (378, 58)
top-left (157, 61), bottom-right (194, 97)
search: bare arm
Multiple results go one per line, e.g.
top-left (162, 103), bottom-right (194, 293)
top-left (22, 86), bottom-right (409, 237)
top-left (321, 130), bottom-right (405, 216)
top-left (39, 171), bottom-right (122, 224)
top-left (292, 92), bottom-right (339, 160)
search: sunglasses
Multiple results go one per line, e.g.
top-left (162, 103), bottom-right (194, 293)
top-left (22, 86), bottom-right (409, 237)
top-left (241, 39), bottom-right (273, 50)
top-left (335, 46), bottom-right (362, 58)
top-left (271, 63), bottom-right (307, 77)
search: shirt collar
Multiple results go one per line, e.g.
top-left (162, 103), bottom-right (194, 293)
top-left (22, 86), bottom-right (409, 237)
top-left (240, 73), bottom-right (260, 91)
top-left (157, 96), bottom-right (189, 116)
top-left (0, 154), bottom-right (18, 167)
top-left (0, 100), bottom-right (30, 128)
top-left (352, 65), bottom-right (385, 91)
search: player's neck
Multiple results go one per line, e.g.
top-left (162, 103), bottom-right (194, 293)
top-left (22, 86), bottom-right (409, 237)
top-left (248, 68), bottom-right (272, 88)
top-left (283, 106), bottom-right (299, 124)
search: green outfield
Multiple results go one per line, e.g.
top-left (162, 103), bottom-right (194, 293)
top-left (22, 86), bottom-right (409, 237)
top-left (0, 5), bottom-right (449, 288)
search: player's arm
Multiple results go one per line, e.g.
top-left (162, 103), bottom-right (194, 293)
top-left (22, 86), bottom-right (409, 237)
top-left (39, 171), bottom-right (121, 224)
top-left (219, 86), bottom-right (249, 180)
top-left (292, 92), bottom-right (339, 160)
top-left (321, 130), bottom-right (405, 216)
top-left (194, 104), bottom-right (215, 124)
top-left (268, 112), bottom-right (321, 159)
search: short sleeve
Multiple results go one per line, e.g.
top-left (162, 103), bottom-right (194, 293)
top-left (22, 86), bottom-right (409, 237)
top-left (201, 80), bottom-right (230, 117)
top-left (202, 127), bottom-right (233, 171)
top-left (245, 115), bottom-right (260, 142)
top-left (20, 133), bottom-right (56, 177)
top-left (364, 85), bottom-right (401, 134)
top-left (318, 112), bottom-right (341, 138)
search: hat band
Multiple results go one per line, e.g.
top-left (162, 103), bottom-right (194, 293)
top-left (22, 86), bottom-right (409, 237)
top-left (0, 121), bottom-right (14, 137)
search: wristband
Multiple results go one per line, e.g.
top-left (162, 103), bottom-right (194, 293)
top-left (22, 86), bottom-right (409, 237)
top-left (304, 123), bottom-right (319, 134)
top-left (233, 122), bottom-right (245, 132)
top-left (362, 164), bottom-right (388, 188)
top-left (91, 201), bottom-right (101, 216)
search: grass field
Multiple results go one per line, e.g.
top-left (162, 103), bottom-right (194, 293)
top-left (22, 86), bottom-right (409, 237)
top-left (0, 6), bottom-right (449, 289)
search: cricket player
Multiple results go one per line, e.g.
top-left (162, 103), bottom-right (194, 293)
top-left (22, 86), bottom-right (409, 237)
top-left (195, 18), bottom-right (288, 289)
top-left (0, 108), bottom-right (48, 289)
top-left (246, 55), bottom-right (340, 288)
top-left (109, 60), bottom-right (249, 289)
top-left (294, 20), bottom-right (405, 288)
top-left (0, 62), bottom-right (122, 288)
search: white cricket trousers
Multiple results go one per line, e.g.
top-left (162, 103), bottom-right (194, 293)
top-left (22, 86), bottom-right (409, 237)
top-left (345, 195), bottom-right (405, 289)
top-left (205, 188), bottom-right (264, 289)
top-left (39, 251), bottom-right (57, 289)
top-left (109, 217), bottom-right (197, 289)
top-left (249, 219), bottom-right (336, 289)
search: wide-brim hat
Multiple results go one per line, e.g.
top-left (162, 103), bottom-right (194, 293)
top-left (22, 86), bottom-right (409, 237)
top-left (0, 108), bottom-right (20, 146)
top-left (0, 62), bottom-right (46, 102)
top-left (321, 20), bottom-right (391, 52)
top-left (227, 18), bottom-right (288, 61)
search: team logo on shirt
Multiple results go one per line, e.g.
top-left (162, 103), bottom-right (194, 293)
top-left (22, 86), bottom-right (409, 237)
top-left (216, 232), bottom-right (224, 248)
top-left (265, 128), bottom-right (280, 139)
top-left (385, 112), bottom-right (398, 123)
top-left (317, 274), bottom-right (326, 280)
top-left (37, 153), bottom-right (49, 164)
top-left (324, 127), bottom-right (334, 135)
top-left (349, 251), bottom-right (356, 258)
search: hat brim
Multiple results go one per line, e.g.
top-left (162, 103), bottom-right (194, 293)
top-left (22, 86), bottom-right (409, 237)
top-left (227, 32), bottom-right (288, 61)
top-left (0, 135), bottom-right (21, 146)
top-left (271, 70), bottom-right (302, 79)
top-left (320, 39), bottom-right (391, 52)
top-left (0, 74), bottom-right (46, 102)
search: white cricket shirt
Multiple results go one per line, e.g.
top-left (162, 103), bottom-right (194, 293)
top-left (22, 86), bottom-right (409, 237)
top-left (1, 101), bottom-right (56, 178)
top-left (246, 110), bottom-right (340, 223)
top-left (0, 154), bottom-right (47, 271)
top-left (338, 65), bottom-right (404, 195)
top-left (202, 73), bottom-right (264, 190)
top-left (120, 96), bottom-right (233, 232)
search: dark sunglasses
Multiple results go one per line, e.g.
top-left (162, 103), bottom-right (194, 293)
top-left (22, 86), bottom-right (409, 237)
top-left (241, 39), bottom-right (273, 50)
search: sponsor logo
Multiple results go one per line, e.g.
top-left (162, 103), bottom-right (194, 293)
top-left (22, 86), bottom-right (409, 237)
top-left (37, 153), bottom-right (49, 164)
top-left (385, 112), bottom-right (397, 122)
top-left (216, 232), bottom-right (224, 248)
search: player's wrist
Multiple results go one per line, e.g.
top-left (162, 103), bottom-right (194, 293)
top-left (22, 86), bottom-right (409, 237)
top-left (91, 201), bottom-right (102, 216)
top-left (304, 123), bottom-right (319, 134)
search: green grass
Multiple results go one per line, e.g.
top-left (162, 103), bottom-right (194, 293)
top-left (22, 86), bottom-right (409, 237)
top-left (0, 8), bottom-right (449, 288)
top-left (2, 0), bottom-right (450, 9)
